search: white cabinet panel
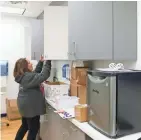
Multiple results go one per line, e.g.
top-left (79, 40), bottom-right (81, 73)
top-left (44, 6), bottom-right (68, 60)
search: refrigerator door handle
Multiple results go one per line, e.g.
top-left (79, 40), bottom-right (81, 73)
top-left (88, 74), bottom-right (108, 84)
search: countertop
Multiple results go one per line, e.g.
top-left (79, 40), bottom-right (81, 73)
top-left (45, 98), bottom-right (141, 140)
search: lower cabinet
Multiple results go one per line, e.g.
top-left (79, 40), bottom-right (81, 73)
top-left (40, 104), bottom-right (52, 140)
top-left (62, 120), bottom-right (86, 140)
top-left (40, 103), bottom-right (93, 140)
top-left (40, 103), bottom-right (63, 140)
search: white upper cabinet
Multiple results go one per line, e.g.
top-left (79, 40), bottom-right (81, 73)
top-left (44, 6), bottom-right (68, 60)
top-left (44, 2), bottom-right (137, 61)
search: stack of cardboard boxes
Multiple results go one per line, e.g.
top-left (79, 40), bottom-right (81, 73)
top-left (70, 62), bottom-right (89, 104)
top-left (6, 99), bottom-right (21, 120)
top-left (70, 61), bottom-right (90, 122)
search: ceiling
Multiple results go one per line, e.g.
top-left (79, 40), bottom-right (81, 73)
top-left (49, 1), bottom-right (68, 6)
top-left (0, 1), bottom-right (51, 18)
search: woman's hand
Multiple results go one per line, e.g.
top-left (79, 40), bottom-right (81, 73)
top-left (40, 55), bottom-right (44, 62)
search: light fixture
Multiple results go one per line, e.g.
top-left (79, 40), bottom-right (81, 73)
top-left (0, 6), bottom-right (25, 15)
top-left (9, 1), bottom-right (27, 4)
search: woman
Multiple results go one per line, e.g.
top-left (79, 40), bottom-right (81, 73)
top-left (14, 56), bottom-right (51, 140)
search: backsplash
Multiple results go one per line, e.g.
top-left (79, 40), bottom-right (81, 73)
top-left (54, 60), bottom-right (93, 84)
top-left (54, 60), bottom-right (71, 83)
top-left (92, 60), bottom-right (137, 69)
top-left (54, 60), bottom-right (138, 82)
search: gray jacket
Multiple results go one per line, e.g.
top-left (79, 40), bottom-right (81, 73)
top-left (15, 60), bottom-right (51, 118)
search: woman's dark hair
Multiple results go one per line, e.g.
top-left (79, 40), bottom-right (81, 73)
top-left (13, 58), bottom-right (30, 77)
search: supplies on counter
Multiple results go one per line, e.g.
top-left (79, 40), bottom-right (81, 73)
top-left (75, 104), bottom-right (88, 122)
top-left (96, 63), bottom-right (125, 71)
top-left (55, 96), bottom-right (79, 110)
top-left (54, 97), bottom-right (77, 119)
top-left (43, 81), bottom-right (69, 99)
top-left (55, 108), bottom-right (75, 119)
top-left (62, 111), bottom-right (72, 119)
top-left (70, 61), bottom-right (89, 104)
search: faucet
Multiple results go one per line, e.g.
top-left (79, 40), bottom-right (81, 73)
top-left (53, 76), bottom-right (58, 82)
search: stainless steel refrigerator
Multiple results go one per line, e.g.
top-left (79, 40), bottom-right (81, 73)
top-left (87, 70), bottom-right (141, 138)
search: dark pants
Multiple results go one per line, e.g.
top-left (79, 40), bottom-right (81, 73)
top-left (15, 116), bottom-right (40, 140)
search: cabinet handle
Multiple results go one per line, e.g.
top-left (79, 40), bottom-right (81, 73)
top-left (44, 114), bottom-right (49, 121)
top-left (44, 55), bottom-right (48, 59)
top-left (33, 52), bottom-right (36, 59)
top-left (67, 52), bottom-right (71, 56)
top-left (62, 131), bottom-right (69, 140)
top-left (73, 42), bottom-right (77, 55)
top-left (68, 42), bottom-right (77, 57)
top-left (70, 125), bottom-right (78, 132)
top-left (71, 42), bottom-right (77, 58)
top-left (48, 106), bottom-right (52, 110)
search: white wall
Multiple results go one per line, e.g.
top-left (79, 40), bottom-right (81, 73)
top-left (1, 14), bottom-right (44, 60)
top-left (55, 60), bottom-right (71, 83)
top-left (0, 24), bottom-right (25, 100)
top-left (0, 14), bottom-right (47, 114)
top-left (0, 14), bottom-right (37, 114)
top-left (0, 15), bottom-right (33, 99)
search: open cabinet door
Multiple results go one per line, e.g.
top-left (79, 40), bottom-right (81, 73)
top-left (44, 6), bottom-right (68, 60)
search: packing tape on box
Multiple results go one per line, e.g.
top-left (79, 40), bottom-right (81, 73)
top-left (70, 82), bottom-right (86, 87)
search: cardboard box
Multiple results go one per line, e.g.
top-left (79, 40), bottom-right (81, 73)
top-left (71, 67), bottom-right (77, 80)
top-left (77, 68), bottom-right (88, 85)
top-left (75, 104), bottom-right (88, 122)
top-left (72, 61), bottom-right (89, 68)
top-left (71, 67), bottom-right (88, 85)
top-left (6, 99), bottom-right (21, 120)
top-left (70, 79), bottom-right (78, 96)
top-left (78, 86), bottom-right (87, 104)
